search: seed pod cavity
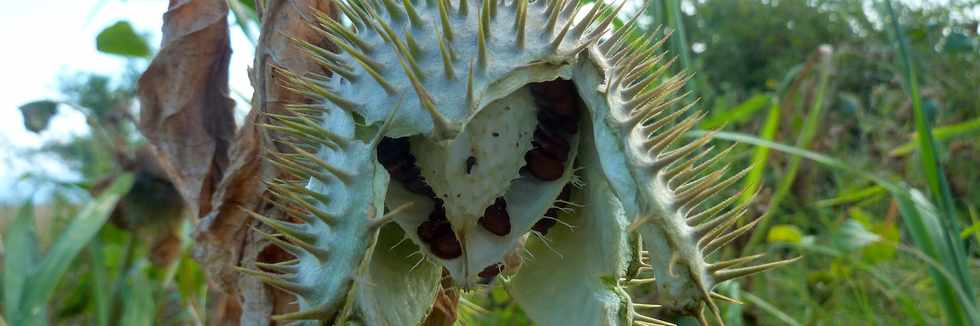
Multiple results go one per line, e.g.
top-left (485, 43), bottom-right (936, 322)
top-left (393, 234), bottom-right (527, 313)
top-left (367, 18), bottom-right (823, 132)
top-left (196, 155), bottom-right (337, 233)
top-left (385, 86), bottom-right (582, 286)
top-left (508, 125), bottom-right (633, 326)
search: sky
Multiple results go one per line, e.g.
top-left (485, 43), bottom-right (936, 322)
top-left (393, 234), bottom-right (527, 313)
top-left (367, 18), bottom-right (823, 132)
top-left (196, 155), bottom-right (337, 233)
top-left (0, 0), bottom-right (255, 203)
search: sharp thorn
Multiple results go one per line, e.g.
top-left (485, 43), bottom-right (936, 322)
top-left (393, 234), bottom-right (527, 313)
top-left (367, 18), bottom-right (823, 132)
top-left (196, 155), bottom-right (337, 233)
top-left (713, 257), bottom-right (802, 282)
top-left (438, 0), bottom-right (454, 42)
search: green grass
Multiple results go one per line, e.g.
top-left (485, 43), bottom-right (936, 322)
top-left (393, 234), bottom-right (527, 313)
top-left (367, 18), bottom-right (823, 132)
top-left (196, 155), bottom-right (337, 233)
top-left (703, 129), bottom-right (979, 325)
top-left (883, 0), bottom-right (977, 323)
top-left (3, 175), bottom-right (133, 326)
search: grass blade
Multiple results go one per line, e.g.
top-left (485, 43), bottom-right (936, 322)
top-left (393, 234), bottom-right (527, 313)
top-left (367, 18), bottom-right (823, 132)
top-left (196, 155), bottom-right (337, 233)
top-left (3, 202), bottom-right (41, 324)
top-left (741, 291), bottom-right (803, 326)
top-left (701, 94), bottom-right (772, 130)
top-left (814, 185), bottom-right (887, 208)
top-left (89, 239), bottom-right (110, 326)
top-left (889, 116), bottom-right (980, 156)
top-left (719, 282), bottom-right (744, 326)
top-left (664, 0), bottom-right (704, 98)
top-left (739, 97), bottom-right (780, 205)
top-left (891, 188), bottom-right (978, 325)
top-left (883, 1), bottom-right (976, 323)
top-left (120, 263), bottom-right (155, 326)
top-left (18, 174), bottom-right (134, 324)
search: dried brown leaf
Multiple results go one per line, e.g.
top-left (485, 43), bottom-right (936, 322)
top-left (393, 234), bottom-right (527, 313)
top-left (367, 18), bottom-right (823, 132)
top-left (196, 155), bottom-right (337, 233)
top-left (137, 0), bottom-right (236, 219)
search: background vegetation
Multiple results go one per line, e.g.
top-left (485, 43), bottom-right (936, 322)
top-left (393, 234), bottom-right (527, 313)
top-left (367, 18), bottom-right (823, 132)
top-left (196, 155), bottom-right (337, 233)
top-left (2, 0), bottom-right (978, 325)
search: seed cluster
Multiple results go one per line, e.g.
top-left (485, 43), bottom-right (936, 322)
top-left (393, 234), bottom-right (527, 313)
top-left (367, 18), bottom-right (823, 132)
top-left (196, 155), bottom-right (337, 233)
top-left (524, 80), bottom-right (581, 181)
top-left (376, 80), bottom-right (584, 276)
top-left (378, 137), bottom-right (462, 259)
top-left (524, 80), bottom-right (582, 235)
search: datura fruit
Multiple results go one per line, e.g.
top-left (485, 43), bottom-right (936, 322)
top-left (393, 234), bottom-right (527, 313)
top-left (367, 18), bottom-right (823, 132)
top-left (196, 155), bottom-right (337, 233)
top-left (239, 0), bottom-right (799, 325)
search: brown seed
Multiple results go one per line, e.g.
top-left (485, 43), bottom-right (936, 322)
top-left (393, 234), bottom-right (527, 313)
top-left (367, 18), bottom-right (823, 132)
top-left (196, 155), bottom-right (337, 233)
top-left (537, 109), bottom-right (578, 135)
top-left (558, 185), bottom-right (572, 202)
top-left (525, 149), bottom-right (564, 181)
top-left (377, 137), bottom-right (411, 165)
top-left (478, 198), bottom-right (511, 236)
top-left (548, 98), bottom-right (580, 119)
top-left (431, 232), bottom-right (462, 259)
top-left (429, 203), bottom-right (447, 222)
top-left (405, 178), bottom-right (435, 197)
top-left (387, 160), bottom-right (420, 182)
top-left (533, 128), bottom-right (570, 162)
top-left (532, 216), bottom-right (558, 235)
top-left (529, 80), bottom-right (575, 101)
top-left (478, 263), bottom-right (503, 278)
top-left (417, 220), bottom-right (439, 242)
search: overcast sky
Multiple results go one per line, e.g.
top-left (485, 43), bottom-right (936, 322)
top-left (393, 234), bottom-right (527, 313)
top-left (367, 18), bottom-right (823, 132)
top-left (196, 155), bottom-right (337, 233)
top-left (0, 0), bottom-right (254, 203)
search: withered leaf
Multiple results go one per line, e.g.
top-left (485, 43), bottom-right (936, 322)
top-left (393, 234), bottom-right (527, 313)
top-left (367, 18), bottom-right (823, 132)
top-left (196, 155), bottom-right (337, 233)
top-left (137, 0), bottom-right (236, 220)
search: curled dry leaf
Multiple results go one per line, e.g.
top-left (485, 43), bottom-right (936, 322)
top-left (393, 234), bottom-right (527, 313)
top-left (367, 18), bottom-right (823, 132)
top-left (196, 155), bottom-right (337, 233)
top-left (137, 0), bottom-right (236, 220)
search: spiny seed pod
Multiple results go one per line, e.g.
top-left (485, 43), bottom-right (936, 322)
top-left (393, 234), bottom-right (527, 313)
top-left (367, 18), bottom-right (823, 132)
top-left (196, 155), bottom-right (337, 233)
top-left (240, 0), bottom-right (798, 324)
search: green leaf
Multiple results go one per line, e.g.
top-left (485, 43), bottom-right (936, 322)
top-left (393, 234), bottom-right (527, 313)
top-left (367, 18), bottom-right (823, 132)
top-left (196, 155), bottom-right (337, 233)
top-left (961, 223), bottom-right (980, 239)
top-left (3, 202), bottom-right (41, 324)
top-left (96, 21), bottom-right (150, 58)
top-left (18, 100), bottom-right (58, 133)
top-left (767, 224), bottom-right (803, 244)
top-left (17, 175), bottom-right (134, 324)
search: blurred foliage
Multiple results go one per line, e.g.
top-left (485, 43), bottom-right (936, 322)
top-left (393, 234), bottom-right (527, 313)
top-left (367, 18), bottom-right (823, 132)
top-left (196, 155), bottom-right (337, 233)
top-left (5, 60), bottom-right (196, 325)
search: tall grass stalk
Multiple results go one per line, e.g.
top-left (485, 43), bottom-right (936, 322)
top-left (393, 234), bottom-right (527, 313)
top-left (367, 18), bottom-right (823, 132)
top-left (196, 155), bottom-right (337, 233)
top-left (883, 1), bottom-right (976, 324)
